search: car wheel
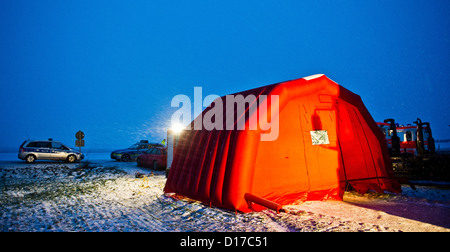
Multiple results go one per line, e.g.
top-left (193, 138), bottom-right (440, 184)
top-left (152, 160), bottom-right (158, 170)
top-left (121, 154), bottom-right (130, 162)
top-left (67, 155), bottom-right (77, 163)
top-left (25, 154), bottom-right (36, 163)
top-left (137, 157), bottom-right (142, 167)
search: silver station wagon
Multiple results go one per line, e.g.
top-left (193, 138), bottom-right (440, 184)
top-left (18, 139), bottom-right (84, 163)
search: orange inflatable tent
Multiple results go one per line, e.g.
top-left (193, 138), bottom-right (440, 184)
top-left (164, 74), bottom-right (401, 212)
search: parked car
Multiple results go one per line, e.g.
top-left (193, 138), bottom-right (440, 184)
top-left (137, 147), bottom-right (167, 170)
top-left (110, 140), bottom-right (164, 162)
top-left (18, 139), bottom-right (84, 163)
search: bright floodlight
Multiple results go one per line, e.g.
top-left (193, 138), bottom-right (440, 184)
top-left (171, 123), bottom-right (184, 134)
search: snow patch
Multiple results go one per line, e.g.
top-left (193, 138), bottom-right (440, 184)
top-left (1, 156), bottom-right (449, 232)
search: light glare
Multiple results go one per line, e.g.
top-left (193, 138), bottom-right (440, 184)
top-left (171, 123), bottom-right (184, 134)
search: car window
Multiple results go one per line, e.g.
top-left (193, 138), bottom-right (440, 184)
top-left (154, 149), bottom-right (165, 155)
top-left (51, 142), bottom-right (62, 149)
top-left (26, 142), bottom-right (37, 147)
top-left (134, 144), bottom-right (145, 150)
top-left (36, 141), bottom-right (51, 148)
top-left (147, 148), bottom-right (162, 154)
top-left (128, 143), bottom-right (139, 149)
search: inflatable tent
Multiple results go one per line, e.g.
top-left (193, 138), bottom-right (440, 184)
top-left (164, 74), bottom-right (401, 212)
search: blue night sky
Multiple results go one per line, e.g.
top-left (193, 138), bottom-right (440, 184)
top-left (1, 0), bottom-right (449, 152)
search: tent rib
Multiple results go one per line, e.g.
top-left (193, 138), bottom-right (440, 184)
top-left (352, 107), bottom-right (381, 185)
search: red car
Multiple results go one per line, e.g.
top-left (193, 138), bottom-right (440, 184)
top-left (137, 147), bottom-right (167, 170)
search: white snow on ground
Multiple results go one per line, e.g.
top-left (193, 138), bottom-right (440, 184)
top-left (1, 152), bottom-right (449, 232)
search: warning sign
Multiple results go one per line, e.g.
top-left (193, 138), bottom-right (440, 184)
top-left (310, 130), bottom-right (330, 145)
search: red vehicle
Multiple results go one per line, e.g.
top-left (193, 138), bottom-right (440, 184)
top-left (137, 147), bottom-right (167, 170)
top-left (377, 118), bottom-right (435, 157)
top-left (377, 119), bottom-right (401, 156)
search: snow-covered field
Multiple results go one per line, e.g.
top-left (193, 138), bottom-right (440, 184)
top-left (1, 152), bottom-right (449, 232)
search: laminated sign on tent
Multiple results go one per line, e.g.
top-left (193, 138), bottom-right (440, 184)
top-left (164, 74), bottom-right (401, 212)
